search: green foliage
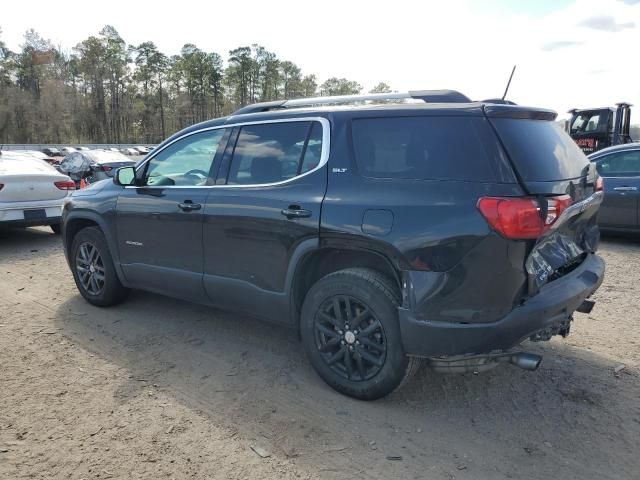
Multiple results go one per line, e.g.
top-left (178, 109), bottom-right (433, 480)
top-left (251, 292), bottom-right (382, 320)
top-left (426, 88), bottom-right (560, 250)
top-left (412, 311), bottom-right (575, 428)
top-left (0, 26), bottom-right (374, 144)
top-left (319, 77), bottom-right (362, 96)
top-left (370, 82), bottom-right (392, 94)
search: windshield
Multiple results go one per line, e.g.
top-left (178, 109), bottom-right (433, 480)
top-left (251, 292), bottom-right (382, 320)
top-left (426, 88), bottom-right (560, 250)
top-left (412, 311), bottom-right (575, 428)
top-left (570, 111), bottom-right (608, 134)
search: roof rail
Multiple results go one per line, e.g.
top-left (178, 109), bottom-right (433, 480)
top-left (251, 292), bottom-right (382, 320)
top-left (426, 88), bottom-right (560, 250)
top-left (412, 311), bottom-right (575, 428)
top-left (481, 98), bottom-right (517, 105)
top-left (232, 89), bottom-right (471, 115)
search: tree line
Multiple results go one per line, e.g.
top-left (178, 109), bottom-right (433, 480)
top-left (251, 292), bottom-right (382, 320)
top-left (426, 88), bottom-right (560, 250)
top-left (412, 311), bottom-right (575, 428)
top-left (0, 26), bottom-right (393, 144)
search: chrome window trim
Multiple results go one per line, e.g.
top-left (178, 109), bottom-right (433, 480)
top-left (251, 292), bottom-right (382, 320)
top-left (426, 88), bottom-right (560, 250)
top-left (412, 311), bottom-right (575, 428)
top-left (127, 117), bottom-right (330, 189)
top-left (591, 148), bottom-right (640, 161)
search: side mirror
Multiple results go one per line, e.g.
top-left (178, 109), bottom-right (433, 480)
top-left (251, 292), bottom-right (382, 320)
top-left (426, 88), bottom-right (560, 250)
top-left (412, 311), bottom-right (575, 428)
top-left (114, 166), bottom-right (137, 186)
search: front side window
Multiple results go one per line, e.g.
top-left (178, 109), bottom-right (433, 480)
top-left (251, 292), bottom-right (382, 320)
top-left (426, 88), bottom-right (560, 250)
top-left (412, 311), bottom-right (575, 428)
top-left (144, 129), bottom-right (225, 186)
top-left (596, 151), bottom-right (640, 177)
top-left (227, 121), bottom-right (323, 185)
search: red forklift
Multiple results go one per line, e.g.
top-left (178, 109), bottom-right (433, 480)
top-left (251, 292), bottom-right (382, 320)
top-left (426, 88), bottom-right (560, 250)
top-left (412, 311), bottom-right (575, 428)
top-left (567, 103), bottom-right (634, 154)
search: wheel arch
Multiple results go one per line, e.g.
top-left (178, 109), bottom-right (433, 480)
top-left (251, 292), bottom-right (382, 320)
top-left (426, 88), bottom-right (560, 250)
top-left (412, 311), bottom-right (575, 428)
top-left (63, 211), bottom-right (128, 285)
top-left (290, 245), bottom-right (401, 326)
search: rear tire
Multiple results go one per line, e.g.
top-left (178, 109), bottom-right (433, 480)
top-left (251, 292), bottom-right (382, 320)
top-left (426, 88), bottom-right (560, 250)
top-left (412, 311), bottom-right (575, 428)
top-left (70, 227), bottom-right (129, 307)
top-left (300, 268), bottom-right (420, 400)
top-left (50, 223), bottom-right (61, 234)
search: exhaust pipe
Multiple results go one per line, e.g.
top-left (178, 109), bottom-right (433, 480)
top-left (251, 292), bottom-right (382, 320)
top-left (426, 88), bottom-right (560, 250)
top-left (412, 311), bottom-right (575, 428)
top-left (428, 351), bottom-right (543, 374)
top-left (509, 352), bottom-right (542, 371)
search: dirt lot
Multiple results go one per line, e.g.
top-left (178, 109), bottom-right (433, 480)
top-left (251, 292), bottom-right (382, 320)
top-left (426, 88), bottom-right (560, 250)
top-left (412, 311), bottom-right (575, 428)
top-left (0, 228), bottom-right (638, 480)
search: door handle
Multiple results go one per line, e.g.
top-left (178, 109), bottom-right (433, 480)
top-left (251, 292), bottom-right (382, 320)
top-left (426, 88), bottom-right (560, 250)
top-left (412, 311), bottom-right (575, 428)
top-left (178, 200), bottom-right (202, 211)
top-left (613, 186), bottom-right (638, 191)
top-left (281, 205), bottom-right (312, 219)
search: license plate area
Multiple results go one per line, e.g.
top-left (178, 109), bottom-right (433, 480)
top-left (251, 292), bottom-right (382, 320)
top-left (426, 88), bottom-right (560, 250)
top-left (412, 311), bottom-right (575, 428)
top-left (23, 209), bottom-right (47, 221)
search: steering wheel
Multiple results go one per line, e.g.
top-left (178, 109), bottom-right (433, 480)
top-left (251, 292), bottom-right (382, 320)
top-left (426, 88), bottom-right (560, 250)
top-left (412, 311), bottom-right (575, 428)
top-left (183, 169), bottom-right (209, 181)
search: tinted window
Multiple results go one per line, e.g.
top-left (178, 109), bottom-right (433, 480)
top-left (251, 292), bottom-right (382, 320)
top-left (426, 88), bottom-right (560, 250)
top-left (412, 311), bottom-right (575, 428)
top-left (145, 129), bottom-right (224, 186)
top-left (227, 121), bottom-right (322, 185)
top-left (596, 151), bottom-right (640, 177)
top-left (492, 119), bottom-right (589, 181)
top-left (351, 116), bottom-right (506, 182)
top-left (300, 122), bottom-right (323, 174)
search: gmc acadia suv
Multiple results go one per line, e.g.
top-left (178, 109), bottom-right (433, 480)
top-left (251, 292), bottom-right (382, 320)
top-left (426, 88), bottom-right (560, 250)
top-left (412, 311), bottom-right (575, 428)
top-left (62, 90), bottom-right (605, 400)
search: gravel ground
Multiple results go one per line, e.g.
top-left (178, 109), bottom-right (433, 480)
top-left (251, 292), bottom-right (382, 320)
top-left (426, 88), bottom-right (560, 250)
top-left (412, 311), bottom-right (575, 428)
top-left (0, 227), bottom-right (638, 480)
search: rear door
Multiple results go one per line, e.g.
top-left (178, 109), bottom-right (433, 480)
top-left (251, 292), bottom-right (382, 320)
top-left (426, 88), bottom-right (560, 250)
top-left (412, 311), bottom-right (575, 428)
top-left (202, 118), bottom-right (328, 322)
top-left (592, 149), bottom-right (640, 229)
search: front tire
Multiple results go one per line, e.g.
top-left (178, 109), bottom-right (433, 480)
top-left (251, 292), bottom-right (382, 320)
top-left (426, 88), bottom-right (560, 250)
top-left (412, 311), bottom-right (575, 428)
top-left (70, 227), bottom-right (129, 307)
top-left (300, 268), bottom-right (420, 400)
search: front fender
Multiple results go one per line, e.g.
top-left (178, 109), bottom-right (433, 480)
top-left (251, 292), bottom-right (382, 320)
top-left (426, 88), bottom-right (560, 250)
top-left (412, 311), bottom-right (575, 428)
top-left (62, 193), bottom-right (128, 286)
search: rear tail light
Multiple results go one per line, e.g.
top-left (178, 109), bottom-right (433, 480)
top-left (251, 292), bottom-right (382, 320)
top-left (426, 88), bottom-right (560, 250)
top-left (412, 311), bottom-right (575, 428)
top-left (595, 177), bottom-right (604, 192)
top-left (477, 195), bottom-right (571, 240)
top-left (54, 180), bottom-right (76, 190)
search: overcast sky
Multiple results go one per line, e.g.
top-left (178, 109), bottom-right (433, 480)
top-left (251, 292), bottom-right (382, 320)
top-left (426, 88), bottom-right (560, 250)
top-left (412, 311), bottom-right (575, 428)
top-left (2, 0), bottom-right (639, 119)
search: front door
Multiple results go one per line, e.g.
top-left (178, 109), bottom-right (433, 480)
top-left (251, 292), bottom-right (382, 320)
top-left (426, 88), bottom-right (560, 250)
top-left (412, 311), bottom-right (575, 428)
top-left (595, 150), bottom-right (640, 229)
top-left (116, 128), bottom-right (227, 302)
top-left (202, 118), bottom-right (328, 322)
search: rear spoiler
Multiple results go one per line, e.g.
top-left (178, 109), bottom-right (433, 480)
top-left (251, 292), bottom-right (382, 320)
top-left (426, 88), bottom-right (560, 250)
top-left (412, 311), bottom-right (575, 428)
top-left (483, 104), bottom-right (557, 121)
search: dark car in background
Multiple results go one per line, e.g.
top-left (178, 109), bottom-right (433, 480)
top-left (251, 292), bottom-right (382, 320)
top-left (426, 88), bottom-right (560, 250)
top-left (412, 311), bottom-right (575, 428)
top-left (589, 143), bottom-right (640, 232)
top-left (134, 146), bottom-right (150, 155)
top-left (61, 91), bottom-right (605, 400)
top-left (58, 150), bottom-right (137, 188)
top-left (42, 147), bottom-right (62, 157)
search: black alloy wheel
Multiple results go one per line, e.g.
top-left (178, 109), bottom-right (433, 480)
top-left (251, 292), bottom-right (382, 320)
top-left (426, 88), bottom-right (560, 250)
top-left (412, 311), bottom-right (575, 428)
top-left (70, 226), bottom-right (129, 307)
top-left (301, 268), bottom-right (421, 400)
top-left (314, 295), bottom-right (387, 381)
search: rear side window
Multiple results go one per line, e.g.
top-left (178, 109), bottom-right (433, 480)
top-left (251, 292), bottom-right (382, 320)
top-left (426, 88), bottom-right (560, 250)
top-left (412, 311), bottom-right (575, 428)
top-left (351, 116), bottom-right (508, 182)
top-left (492, 119), bottom-right (589, 181)
top-left (227, 121), bottom-right (323, 185)
top-left (596, 151), bottom-right (640, 177)
top-left (300, 122), bottom-right (323, 174)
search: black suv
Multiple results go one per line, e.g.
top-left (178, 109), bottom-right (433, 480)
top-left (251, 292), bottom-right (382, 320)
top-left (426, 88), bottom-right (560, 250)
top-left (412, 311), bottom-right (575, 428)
top-left (62, 90), bottom-right (605, 400)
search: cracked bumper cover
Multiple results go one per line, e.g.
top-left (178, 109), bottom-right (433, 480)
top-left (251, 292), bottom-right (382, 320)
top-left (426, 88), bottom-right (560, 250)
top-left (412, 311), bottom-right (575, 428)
top-left (398, 253), bottom-right (605, 357)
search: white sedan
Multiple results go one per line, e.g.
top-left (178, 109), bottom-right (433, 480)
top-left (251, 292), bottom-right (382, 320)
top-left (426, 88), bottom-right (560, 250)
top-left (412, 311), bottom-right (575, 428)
top-left (0, 152), bottom-right (75, 234)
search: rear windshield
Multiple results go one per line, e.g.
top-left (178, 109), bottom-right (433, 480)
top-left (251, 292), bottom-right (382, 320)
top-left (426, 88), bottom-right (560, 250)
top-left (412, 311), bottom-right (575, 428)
top-left (491, 119), bottom-right (589, 181)
top-left (351, 116), bottom-right (511, 182)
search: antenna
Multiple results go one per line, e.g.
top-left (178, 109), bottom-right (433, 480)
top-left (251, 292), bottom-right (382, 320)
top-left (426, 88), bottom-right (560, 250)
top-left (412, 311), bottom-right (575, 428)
top-left (501, 65), bottom-right (516, 101)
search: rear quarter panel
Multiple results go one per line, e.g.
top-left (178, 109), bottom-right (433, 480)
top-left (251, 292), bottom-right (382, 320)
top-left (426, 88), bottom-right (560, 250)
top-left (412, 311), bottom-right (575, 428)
top-left (321, 114), bottom-right (530, 324)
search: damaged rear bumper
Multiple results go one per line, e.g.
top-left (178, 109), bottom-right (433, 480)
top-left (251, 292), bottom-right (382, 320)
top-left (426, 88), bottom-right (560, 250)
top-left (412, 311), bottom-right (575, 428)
top-left (398, 253), bottom-right (605, 357)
